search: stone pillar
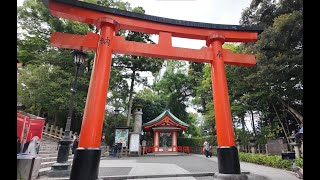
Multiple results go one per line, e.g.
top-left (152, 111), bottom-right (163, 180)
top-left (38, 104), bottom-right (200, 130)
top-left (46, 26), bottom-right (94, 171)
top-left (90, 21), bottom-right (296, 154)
top-left (172, 131), bottom-right (177, 152)
top-left (249, 136), bottom-right (257, 154)
top-left (288, 133), bottom-right (301, 159)
top-left (104, 146), bottom-right (110, 157)
top-left (294, 145), bottom-right (301, 159)
top-left (265, 144), bottom-right (268, 154)
top-left (133, 107), bottom-right (143, 133)
top-left (59, 128), bottom-right (63, 138)
top-left (251, 146), bottom-right (256, 154)
top-left (49, 125), bottom-right (54, 135)
top-left (54, 126), bottom-right (59, 136)
top-left (45, 123), bottom-right (49, 133)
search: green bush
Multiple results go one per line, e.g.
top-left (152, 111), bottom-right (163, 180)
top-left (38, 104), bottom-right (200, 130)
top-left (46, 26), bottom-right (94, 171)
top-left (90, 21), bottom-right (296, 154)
top-left (238, 152), bottom-right (303, 170)
top-left (296, 158), bottom-right (303, 168)
top-left (177, 136), bottom-right (216, 153)
top-left (178, 136), bottom-right (216, 147)
top-left (177, 137), bottom-right (304, 170)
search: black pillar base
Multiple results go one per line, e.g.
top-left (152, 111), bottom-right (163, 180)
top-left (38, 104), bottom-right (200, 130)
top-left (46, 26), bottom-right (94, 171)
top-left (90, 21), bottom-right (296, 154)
top-left (57, 139), bottom-right (72, 163)
top-left (217, 146), bottom-right (241, 174)
top-left (70, 148), bottom-right (101, 180)
top-left (51, 139), bottom-right (72, 171)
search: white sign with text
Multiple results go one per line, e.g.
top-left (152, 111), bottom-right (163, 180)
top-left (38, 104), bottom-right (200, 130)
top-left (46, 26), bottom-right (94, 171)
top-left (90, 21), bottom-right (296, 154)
top-left (129, 134), bottom-right (140, 152)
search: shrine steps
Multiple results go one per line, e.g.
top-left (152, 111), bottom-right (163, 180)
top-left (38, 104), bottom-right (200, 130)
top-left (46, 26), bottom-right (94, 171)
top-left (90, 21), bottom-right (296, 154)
top-left (38, 135), bottom-right (74, 173)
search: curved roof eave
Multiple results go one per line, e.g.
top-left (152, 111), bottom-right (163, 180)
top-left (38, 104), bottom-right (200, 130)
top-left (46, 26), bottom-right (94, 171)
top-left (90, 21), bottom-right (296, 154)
top-left (143, 110), bottom-right (189, 127)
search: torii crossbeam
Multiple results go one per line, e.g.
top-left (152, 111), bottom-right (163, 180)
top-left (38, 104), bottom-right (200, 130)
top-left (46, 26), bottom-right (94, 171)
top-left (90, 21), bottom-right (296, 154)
top-left (43, 0), bottom-right (262, 179)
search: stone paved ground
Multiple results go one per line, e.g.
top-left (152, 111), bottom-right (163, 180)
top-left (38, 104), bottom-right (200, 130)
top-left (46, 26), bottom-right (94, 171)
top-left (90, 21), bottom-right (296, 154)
top-left (98, 155), bottom-right (220, 180)
top-left (38, 154), bottom-right (300, 180)
top-left (130, 155), bottom-right (219, 173)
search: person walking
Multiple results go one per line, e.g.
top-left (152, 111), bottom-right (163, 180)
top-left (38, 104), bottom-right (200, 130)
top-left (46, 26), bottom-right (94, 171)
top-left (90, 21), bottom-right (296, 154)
top-left (203, 141), bottom-right (210, 158)
top-left (72, 133), bottom-right (79, 154)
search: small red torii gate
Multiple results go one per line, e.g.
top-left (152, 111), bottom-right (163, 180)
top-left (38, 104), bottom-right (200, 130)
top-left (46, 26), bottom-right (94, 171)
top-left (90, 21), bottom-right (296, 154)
top-left (43, 0), bottom-right (261, 179)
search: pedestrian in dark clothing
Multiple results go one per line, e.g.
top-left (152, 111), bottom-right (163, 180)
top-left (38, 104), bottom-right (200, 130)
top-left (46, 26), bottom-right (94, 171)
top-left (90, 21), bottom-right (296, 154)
top-left (72, 134), bottom-right (79, 154)
top-left (208, 145), bottom-right (213, 157)
top-left (17, 137), bottom-right (21, 154)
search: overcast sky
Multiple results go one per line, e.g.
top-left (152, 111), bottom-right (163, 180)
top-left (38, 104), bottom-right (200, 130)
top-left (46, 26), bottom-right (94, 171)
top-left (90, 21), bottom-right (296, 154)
top-left (18, 0), bottom-right (251, 49)
top-left (18, 0), bottom-right (251, 25)
top-left (126, 0), bottom-right (251, 49)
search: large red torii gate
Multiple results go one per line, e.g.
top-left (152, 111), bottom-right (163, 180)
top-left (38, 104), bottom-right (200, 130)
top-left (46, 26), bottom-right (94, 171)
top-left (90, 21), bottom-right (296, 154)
top-left (43, 0), bottom-right (262, 179)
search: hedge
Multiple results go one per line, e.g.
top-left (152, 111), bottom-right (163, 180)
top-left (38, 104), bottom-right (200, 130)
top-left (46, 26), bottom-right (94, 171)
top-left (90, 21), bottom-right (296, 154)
top-left (178, 136), bottom-right (216, 147)
top-left (177, 137), bottom-right (303, 171)
top-left (178, 136), bottom-right (217, 153)
top-left (238, 152), bottom-right (303, 170)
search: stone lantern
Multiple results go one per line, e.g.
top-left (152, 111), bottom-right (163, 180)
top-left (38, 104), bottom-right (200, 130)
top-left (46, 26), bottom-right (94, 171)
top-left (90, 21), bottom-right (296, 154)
top-left (289, 131), bottom-right (301, 158)
top-left (129, 106), bottom-right (143, 156)
top-left (249, 136), bottom-right (257, 154)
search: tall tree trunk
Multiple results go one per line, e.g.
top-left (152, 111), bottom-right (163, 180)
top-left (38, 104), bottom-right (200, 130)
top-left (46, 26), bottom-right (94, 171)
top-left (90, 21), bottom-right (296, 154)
top-left (126, 70), bottom-right (135, 126)
top-left (44, 112), bottom-right (49, 124)
top-left (72, 113), bottom-right (76, 133)
top-left (284, 118), bottom-right (293, 151)
top-left (241, 114), bottom-right (246, 133)
top-left (272, 103), bottom-right (290, 143)
top-left (279, 98), bottom-right (303, 124)
top-left (37, 109), bottom-right (41, 117)
top-left (232, 118), bottom-right (236, 136)
top-left (201, 96), bottom-right (207, 112)
top-left (285, 118), bottom-right (291, 135)
top-left (250, 109), bottom-right (256, 136)
top-left (53, 113), bottom-right (58, 127)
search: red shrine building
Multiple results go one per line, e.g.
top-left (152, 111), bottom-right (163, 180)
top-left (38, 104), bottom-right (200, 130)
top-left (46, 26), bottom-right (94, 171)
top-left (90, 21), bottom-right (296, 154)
top-left (143, 110), bottom-right (189, 152)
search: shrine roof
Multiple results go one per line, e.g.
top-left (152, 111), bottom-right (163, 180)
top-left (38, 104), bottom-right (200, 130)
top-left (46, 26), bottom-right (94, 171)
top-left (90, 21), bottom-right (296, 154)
top-left (143, 110), bottom-right (189, 127)
top-left (43, 0), bottom-right (263, 33)
top-left (152, 127), bottom-right (181, 130)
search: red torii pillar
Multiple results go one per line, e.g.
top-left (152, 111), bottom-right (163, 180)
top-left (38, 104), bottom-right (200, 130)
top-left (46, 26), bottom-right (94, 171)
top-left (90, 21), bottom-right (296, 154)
top-left (44, 0), bottom-right (261, 179)
top-left (207, 34), bottom-right (239, 174)
top-left (68, 18), bottom-right (117, 180)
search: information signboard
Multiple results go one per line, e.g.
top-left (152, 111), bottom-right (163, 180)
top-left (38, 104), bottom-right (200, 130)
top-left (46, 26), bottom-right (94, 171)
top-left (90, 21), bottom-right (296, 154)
top-left (115, 128), bottom-right (129, 147)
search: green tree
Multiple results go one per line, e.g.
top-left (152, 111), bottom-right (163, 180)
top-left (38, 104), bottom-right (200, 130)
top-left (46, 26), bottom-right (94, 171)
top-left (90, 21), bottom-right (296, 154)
top-left (103, 4), bottom-right (164, 127)
top-left (133, 88), bottom-right (167, 124)
top-left (17, 0), bottom-right (159, 133)
top-left (18, 64), bottom-right (72, 126)
top-left (192, 64), bottom-right (215, 136)
top-left (234, 0), bottom-right (303, 142)
top-left (154, 61), bottom-right (200, 137)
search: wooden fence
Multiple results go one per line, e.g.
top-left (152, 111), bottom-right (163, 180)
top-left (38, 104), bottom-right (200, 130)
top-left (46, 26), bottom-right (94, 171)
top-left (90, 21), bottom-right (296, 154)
top-left (239, 144), bottom-right (267, 154)
top-left (42, 123), bottom-right (77, 141)
top-left (195, 144), bottom-right (268, 155)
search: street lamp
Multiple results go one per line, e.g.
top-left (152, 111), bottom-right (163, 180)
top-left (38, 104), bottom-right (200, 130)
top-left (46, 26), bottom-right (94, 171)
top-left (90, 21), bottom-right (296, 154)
top-left (52, 50), bottom-right (87, 171)
top-left (114, 108), bottom-right (121, 122)
top-left (114, 109), bottom-right (120, 115)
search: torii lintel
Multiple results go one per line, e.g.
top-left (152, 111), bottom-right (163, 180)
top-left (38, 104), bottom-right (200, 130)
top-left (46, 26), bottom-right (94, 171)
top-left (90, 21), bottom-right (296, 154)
top-left (51, 31), bottom-right (256, 66)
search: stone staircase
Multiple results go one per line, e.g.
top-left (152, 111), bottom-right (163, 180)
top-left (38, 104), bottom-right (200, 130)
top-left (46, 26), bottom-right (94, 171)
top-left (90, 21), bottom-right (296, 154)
top-left (38, 135), bottom-right (74, 174)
